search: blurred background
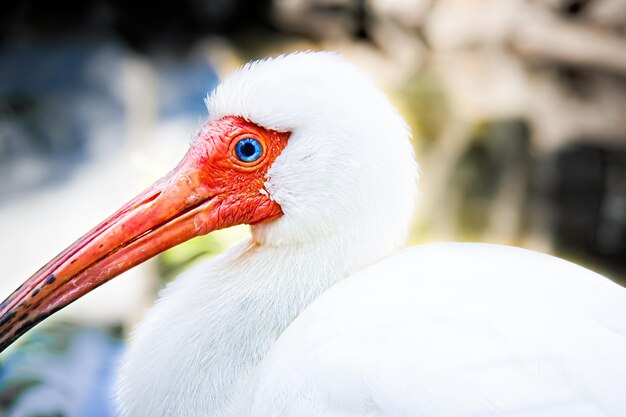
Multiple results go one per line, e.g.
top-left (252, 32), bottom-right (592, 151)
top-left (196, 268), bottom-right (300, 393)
top-left (0, 0), bottom-right (625, 415)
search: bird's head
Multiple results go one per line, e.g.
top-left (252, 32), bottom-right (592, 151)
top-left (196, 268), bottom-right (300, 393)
top-left (0, 52), bottom-right (417, 351)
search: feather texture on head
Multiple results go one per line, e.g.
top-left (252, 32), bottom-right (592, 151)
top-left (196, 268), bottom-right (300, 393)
top-left (206, 52), bottom-right (418, 250)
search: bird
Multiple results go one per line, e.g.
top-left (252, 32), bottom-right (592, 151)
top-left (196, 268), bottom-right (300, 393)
top-left (1, 51), bottom-right (626, 417)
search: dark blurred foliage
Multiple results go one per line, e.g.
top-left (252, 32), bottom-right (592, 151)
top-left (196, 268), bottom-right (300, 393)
top-left (547, 144), bottom-right (626, 275)
top-left (0, 40), bottom-right (125, 201)
top-left (0, 0), bottom-right (274, 54)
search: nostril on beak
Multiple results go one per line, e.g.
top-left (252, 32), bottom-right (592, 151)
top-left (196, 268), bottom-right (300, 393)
top-left (135, 191), bottom-right (162, 209)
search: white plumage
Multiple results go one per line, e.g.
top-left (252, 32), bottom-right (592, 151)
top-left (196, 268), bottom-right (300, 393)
top-left (114, 52), bottom-right (626, 417)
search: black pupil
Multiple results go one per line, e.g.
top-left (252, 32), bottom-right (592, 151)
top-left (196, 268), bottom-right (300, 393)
top-left (241, 141), bottom-right (256, 158)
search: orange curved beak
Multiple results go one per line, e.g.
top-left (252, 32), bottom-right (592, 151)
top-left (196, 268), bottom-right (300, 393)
top-left (0, 116), bottom-right (288, 352)
top-left (0, 147), bottom-right (220, 351)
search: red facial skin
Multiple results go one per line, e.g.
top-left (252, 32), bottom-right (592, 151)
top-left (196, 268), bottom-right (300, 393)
top-left (0, 116), bottom-right (289, 352)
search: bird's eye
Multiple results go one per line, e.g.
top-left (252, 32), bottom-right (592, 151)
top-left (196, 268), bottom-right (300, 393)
top-left (235, 137), bottom-right (263, 163)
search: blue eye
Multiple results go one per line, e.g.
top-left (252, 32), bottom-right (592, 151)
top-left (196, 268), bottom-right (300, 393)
top-left (235, 137), bottom-right (263, 163)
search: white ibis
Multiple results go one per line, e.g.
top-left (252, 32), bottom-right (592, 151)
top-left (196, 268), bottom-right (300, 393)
top-left (1, 51), bottom-right (626, 417)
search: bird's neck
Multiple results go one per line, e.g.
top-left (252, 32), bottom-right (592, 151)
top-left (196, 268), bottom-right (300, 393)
top-left (116, 232), bottom-right (400, 417)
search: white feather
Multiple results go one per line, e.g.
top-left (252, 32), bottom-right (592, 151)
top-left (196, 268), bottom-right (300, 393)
top-left (244, 243), bottom-right (626, 417)
top-left (114, 52), bottom-right (626, 417)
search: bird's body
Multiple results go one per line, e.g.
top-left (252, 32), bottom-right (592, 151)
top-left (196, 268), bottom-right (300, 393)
top-left (247, 243), bottom-right (626, 417)
top-left (117, 241), bottom-right (626, 417)
top-left (2, 52), bottom-right (625, 417)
